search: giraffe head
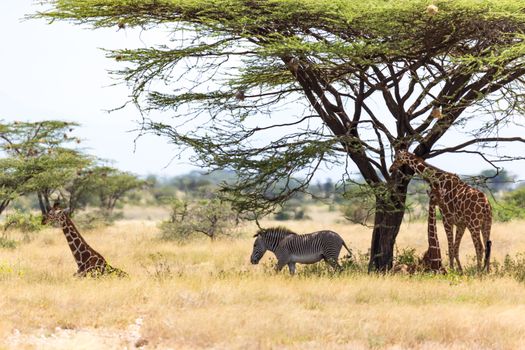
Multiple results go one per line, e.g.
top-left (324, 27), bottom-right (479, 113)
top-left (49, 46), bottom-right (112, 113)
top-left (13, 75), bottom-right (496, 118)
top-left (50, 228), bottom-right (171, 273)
top-left (42, 202), bottom-right (69, 226)
top-left (389, 150), bottom-right (414, 173)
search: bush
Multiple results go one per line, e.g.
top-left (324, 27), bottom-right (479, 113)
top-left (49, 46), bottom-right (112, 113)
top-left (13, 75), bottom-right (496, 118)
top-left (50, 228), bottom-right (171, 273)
top-left (339, 183), bottom-right (375, 225)
top-left (3, 210), bottom-right (43, 233)
top-left (159, 198), bottom-right (239, 241)
top-left (496, 253), bottom-right (525, 283)
top-left (273, 203), bottom-right (310, 221)
top-left (73, 210), bottom-right (122, 230)
top-left (0, 237), bottom-right (17, 249)
top-left (394, 246), bottom-right (418, 266)
top-left (489, 196), bottom-right (525, 222)
top-left (274, 210), bottom-right (292, 221)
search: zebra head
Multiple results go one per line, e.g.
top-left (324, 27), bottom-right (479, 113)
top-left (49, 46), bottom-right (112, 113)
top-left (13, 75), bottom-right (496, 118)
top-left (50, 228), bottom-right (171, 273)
top-left (250, 227), bottom-right (297, 264)
top-left (250, 233), bottom-right (267, 264)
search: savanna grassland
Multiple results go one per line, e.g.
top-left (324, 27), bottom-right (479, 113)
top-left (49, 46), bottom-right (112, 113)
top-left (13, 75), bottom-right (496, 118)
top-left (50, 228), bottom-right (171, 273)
top-left (1, 206), bottom-right (525, 349)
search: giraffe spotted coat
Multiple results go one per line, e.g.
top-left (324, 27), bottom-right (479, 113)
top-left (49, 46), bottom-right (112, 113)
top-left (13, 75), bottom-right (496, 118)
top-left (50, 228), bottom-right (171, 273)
top-left (390, 150), bottom-right (492, 272)
top-left (42, 203), bottom-right (128, 277)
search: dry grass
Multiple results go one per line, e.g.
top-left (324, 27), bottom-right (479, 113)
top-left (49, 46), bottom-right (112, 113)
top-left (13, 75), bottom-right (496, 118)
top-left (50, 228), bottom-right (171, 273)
top-left (1, 206), bottom-right (525, 349)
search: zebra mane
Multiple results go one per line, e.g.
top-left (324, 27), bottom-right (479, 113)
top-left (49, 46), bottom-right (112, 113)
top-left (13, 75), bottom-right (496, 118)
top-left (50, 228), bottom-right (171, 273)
top-left (253, 226), bottom-right (297, 251)
top-left (254, 226), bottom-right (297, 238)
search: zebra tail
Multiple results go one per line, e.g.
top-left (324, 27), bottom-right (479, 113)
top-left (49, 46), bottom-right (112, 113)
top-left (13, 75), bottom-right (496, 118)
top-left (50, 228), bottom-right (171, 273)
top-left (342, 241), bottom-right (352, 256)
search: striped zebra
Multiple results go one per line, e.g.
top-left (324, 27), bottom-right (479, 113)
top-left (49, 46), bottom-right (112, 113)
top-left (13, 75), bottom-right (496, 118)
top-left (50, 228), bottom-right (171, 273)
top-left (250, 227), bottom-right (352, 275)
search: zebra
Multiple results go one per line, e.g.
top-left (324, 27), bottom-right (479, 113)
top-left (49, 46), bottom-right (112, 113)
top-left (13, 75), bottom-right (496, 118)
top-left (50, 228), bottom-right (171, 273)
top-left (250, 226), bottom-right (352, 275)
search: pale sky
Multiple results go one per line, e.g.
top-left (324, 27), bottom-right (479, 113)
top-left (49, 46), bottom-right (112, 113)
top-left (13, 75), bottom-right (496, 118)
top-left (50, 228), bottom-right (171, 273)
top-left (1, 1), bottom-right (200, 177)
top-left (2, 1), bottom-right (525, 182)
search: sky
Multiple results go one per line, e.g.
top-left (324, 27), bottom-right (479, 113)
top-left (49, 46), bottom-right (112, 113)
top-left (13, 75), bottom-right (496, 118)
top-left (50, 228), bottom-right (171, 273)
top-left (1, 1), bottom-right (200, 178)
top-left (2, 1), bottom-right (525, 183)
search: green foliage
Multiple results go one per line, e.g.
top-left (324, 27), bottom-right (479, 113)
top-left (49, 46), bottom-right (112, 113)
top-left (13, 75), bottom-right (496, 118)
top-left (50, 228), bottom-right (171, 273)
top-left (340, 182), bottom-right (375, 225)
top-left (0, 120), bottom-right (144, 217)
top-left (394, 246), bottom-right (418, 266)
top-left (499, 253), bottom-right (525, 283)
top-left (159, 197), bottom-right (239, 241)
top-left (0, 120), bottom-right (92, 214)
top-left (489, 199), bottom-right (524, 222)
top-left (488, 187), bottom-right (525, 222)
top-left (84, 166), bottom-right (146, 213)
top-left (0, 237), bottom-right (17, 249)
top-left (2, 210), bottom-right (43, 233)
top-left (503, 186), bottom-right (525, 207)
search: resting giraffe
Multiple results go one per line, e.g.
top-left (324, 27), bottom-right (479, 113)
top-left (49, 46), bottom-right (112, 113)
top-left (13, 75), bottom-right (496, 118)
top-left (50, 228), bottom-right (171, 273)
top-left (42, 203), bottom-right (128, 277)
top-left (421, 187), bottom-right (444, 273)
top-left (390, 150), bottom-right (492, 272)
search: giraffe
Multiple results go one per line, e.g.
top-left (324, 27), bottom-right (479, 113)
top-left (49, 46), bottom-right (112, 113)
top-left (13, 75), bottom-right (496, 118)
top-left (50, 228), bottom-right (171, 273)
top-left (390, 150), bottom-right (492, 272)
top-left (42, 203), bottom-right (128, 277)
top-left (421, 187), bottom-right (444, 273)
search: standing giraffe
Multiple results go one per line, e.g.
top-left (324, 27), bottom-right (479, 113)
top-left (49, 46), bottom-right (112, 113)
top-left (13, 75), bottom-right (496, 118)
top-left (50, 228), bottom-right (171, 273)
top-left (42, 203), bottom-right (128, 277)
top-left (421, 187), bottom-right (444, 272)
top-left (390, 150), bottom-right (492, 272)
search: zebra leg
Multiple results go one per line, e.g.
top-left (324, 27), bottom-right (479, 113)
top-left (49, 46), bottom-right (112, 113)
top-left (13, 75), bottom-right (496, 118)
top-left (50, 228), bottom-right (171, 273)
top-left (287, 262), bottom-right (296, 275)
top-left (275, 260), bottom-right (286, 273)
top-left (324, 257), bottom-right (342, 272)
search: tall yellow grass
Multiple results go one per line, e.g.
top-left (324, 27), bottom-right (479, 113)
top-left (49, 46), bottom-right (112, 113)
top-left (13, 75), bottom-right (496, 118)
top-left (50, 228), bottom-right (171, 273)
top-left (1, 206), bottom-right (525, 349)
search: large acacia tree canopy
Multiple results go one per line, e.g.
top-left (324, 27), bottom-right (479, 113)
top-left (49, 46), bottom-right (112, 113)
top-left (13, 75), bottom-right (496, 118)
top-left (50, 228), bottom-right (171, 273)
top-left (36, 0), bottom-right (525, 215)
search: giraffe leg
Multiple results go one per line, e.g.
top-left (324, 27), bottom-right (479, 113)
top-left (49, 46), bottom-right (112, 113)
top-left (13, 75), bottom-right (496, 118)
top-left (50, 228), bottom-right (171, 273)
top-left (467, 223), bottom-right (484, 272)
top-left (454, 225), bottom-right (466, 273)
top-left (443, 219), bottom-right (455, 270)
top-left (481, 216), bottom-right (492, 272)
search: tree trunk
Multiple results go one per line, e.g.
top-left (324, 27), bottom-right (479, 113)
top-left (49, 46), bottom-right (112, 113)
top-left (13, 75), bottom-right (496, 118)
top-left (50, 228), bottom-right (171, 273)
top-left (37, 192), bottom-right (47, 215)
top-left (368, 181), bottom-right (409, 272)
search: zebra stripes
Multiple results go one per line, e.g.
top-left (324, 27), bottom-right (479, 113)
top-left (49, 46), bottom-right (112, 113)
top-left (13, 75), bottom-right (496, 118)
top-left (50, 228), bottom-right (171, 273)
top-left (250, 227), bottom-right (351, 275)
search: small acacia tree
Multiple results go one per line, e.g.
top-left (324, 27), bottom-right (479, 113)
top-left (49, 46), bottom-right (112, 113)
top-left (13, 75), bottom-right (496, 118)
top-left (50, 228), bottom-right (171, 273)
top-left (37, 0), bottom-right (525, 270)
top-left (0, 120), bottom-right (91, 215)
top-left (65, 165), bottom-right (146, 214)
top-left (160, 197), bottom-right (238, 241)
top-left (94, 166), bottom-right (146, 213)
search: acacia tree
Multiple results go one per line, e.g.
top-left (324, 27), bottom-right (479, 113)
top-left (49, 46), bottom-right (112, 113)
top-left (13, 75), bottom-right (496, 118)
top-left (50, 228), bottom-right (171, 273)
top-left (0, 157), bottom-right (27, 215)
top-left (37, 0), bottom-right (525, 270)
top-left (0, 120), bottom-right (90, 215)
top-left (91, 166), bottom-right (146, 213)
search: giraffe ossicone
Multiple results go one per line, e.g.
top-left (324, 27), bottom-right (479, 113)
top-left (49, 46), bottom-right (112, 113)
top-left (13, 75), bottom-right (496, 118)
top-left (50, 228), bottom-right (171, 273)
top-left (42, 203), bottom-right (128, 278)
top-left (390, 150), bottom-right (492, 272)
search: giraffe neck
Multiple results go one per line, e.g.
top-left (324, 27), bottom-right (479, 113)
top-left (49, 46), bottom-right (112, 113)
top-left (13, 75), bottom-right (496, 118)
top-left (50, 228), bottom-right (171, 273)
top-left (404, 155), bottom-right (449, 186)
top-left (59, 215), bottom-right (97, 268)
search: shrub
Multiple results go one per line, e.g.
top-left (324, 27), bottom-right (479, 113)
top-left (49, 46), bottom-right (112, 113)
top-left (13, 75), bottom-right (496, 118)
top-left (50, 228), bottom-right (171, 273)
top-left (394, 246), bottom-right (418, 266)
top-left (73, 210), bottom-right (122, 230)
top-left (273, 203), bottom-right (309, 221)
top-left (339, 184), bottom-right (375, 225)
top-left (0, 237), bottom-right (17, 249)
top-left (159, 198), bottom-right (238, 241)
top-left (500, 253), bottom-right (525, 283)
top-left (3, 210), bottom-right (43, 233)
